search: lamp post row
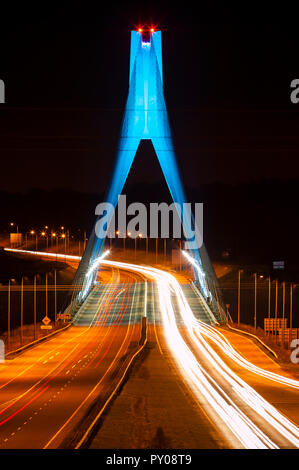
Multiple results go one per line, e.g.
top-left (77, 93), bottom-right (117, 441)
top-left (6, 271), bottom-right (57, 351)
top-left (237, 270), bottom-right (294, 333)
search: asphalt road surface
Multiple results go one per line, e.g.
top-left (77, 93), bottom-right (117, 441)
top-left (0, 267), bottom-right (145, 449)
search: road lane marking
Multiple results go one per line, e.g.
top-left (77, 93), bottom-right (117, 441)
top-left (0, 343), bottom-right (81, 412)
top-left (44, 282), bottom-right (140, 449)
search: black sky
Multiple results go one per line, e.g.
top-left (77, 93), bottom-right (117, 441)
top-left (0, 5), bottom-right (299, 193)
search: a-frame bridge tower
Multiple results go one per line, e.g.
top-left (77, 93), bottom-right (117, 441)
top-left (68, 28), bottom-right (225, 321)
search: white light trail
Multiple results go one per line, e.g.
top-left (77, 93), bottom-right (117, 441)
top-left (98, 259), bottom-right (299, 449)
top-left (181, 250), bottom-right (211, 300)
top-left (85, 250), bottom-right (110, 278)
top-left (182, 250), bottom-right (205, 277)
top-left (4, 247), bottom-right (81, 261)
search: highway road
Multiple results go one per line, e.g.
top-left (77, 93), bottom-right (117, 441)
top-left (97, 259), bottom-right (299, 449)
top-left (0, 266), bottom-right (146, 449)
top-left (2, 248), bottom-right (299, 449)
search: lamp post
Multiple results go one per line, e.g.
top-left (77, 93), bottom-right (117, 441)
top-left (10, 222), bottom-right (19, 233)
top-left (25, 230), bottom-right (35, 249)
top-left (282, 281), bottom-right (286, 348)
top-left (268, 276), bottom-right (271, 319)
top-left (29, 231), bottom-right (38, 251)
top-left (135, 233), bottom-right (142, 259)
top-left (20, 277), bottom-right (24, 346)
top-left (237, 269), bottom-right (242, 325)
top-left (254, 273), bottom-right (257, 331)
top-left (10, 222), bottom-right (20, 247)
top-left (51, 232), bottom-right (56, 248)
top-left (275, 280), bottom-right (278, 343)
top-left (7, 280), bottom-right (11, 350)
top-left (67, 229), bottom-right (70, 253)
top-left (54, 270), bottom-right (57, 323)
top-left (282, 281), bottom-right (285, 321)
top-left (179, 240), bottom-right (182, 271)
top-left (41, 231), bottom-right (48, 251)
top-left (127, 232), bottom-right (131, 253)
top-left (61, 233), bottom-right (66, 257)
top-left (45, 273), bottom-right (48, 319)
top-left (34, 274), bottom-right (37, 341)
top-left (290, 283), bottom-right (293, 331)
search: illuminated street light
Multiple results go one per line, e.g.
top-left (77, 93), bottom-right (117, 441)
top-left (10, 222), bottom-right (19, 233)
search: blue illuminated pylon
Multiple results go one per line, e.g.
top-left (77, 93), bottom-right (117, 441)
top-left (70, 29), bottom-right (225, 321)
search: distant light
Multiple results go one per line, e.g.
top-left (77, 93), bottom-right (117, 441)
top-left (61, 234), bottom-right (66, 239)
top-left (30, 230), bottom-right (35, 235)
top-left (138, 233), bottom-right (143, 238)
top-left (61, 226), bottom-right (65, 230)
top-left (138, 28), bottom-right (143, 32)
top-left (127, 232), bottom-right (131, 237)
top-left (10, 222), bottom-right (14, 226)
top-left (116, 230), bottom-right (119, 235)
top-left (41, 232), bottom-right (46, 236)
top-left (150, 28), bottom-right (154, 32)
top-left (45, 226), bottom-right (48, 229)
top-left (52, 233), bottom-right (56, 237)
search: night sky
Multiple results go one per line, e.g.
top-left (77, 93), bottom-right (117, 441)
top-left (0, 6), bottom-right (299, 194)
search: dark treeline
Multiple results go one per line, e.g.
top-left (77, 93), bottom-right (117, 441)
top-left (1, 178), bottom-right (298, 267)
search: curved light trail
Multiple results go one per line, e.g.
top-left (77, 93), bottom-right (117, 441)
top-left (4, 248), bottom-right (299, 448)
top-left (98, 259), bottom-right (299, 449)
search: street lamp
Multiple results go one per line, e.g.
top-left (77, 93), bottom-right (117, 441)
top-left (41, 231), bottom-right (49, 251)
top-left (61, 233), bottom-right (66, 254)
top-left (51, 232), bottom-right (57, 250)
top-left (254, 273), bottom-right (257, 331)
top-left (25, 230), bottom-right (35, 249)
top-left (237, 269), bottom-right (243, 325)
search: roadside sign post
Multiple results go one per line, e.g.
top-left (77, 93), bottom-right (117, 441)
top-left (41, 315), bottom-right (52, 330)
